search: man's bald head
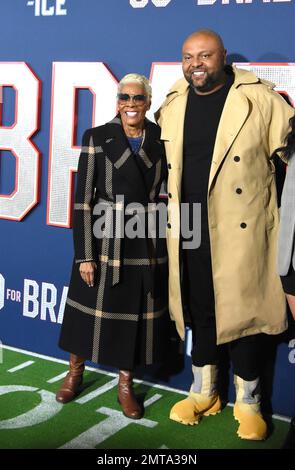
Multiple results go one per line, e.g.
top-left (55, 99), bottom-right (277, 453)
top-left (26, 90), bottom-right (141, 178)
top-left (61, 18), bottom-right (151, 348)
top-left (182, 29), bottom-right (225, 54)
top-left (182, 29), bottom-right (227, 95)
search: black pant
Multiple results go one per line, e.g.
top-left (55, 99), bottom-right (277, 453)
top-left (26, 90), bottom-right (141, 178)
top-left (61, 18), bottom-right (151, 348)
top-left (190, 324), bottom-right (262, 381)
top-left (182, 246), bottom-right (262, 382)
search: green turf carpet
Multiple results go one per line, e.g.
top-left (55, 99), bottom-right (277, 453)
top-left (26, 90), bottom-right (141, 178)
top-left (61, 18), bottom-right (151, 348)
top-left (0, 346), bottom-right (290, 449)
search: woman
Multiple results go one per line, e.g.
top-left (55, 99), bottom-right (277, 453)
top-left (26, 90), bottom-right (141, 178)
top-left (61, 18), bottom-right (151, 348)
top-left (56, 74), bottom-right (169, 419)
top-left (277, 114), bottom-right (295, 448)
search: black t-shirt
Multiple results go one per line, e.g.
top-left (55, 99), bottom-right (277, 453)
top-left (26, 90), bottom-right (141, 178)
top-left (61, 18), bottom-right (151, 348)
top-left (182, 73), bottom-right (234, 242)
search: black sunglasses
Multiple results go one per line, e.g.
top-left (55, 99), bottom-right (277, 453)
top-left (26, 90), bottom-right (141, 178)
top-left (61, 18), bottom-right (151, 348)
top-left (117, 93), bottom-right (147, 103)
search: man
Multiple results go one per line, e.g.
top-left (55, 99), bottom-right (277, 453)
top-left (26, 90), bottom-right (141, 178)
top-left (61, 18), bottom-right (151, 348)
top-left (156, 29), bottom-right (294, 440)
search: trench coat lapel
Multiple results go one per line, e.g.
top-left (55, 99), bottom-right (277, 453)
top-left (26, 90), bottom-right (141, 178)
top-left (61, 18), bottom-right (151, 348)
top-left (139, 120), bottom-right (162, 170)
top-left (103, 117), bottom-right (147, 201)
top-left (160, 92), bottom-right (188, 171)
top-left (208, 86), bottom-right (250, 190)
top-left (103, 117), bottom-right (163, 202)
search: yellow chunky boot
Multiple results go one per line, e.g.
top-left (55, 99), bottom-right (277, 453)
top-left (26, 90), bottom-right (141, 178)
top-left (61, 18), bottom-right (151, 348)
top-left (170, 364), bottom-right (222, 425)
top-left (233, 375), bottom-right (267, 440)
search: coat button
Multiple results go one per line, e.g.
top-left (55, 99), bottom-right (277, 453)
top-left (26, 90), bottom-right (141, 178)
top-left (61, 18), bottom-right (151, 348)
top-left (240, 222), bottom-right (247, 229)
top-left (236, 188), bottom-right (242, 194)
top-left (167, 223), bottom-right (171, 229)
top-left (234, 156), bottom-right (240, 162)
top-left (168, 163), bottom-right (172, 169)
top-left (168, 193), bottom-right (172, 198)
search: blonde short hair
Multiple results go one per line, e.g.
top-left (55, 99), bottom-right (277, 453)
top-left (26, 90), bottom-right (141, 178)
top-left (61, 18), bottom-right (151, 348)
top-left (118, 73), bottom-right (152, 102)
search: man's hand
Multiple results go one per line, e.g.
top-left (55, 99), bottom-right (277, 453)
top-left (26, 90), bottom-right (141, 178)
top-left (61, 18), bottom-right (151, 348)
top-left (79, 262), bottom-right (97, 287)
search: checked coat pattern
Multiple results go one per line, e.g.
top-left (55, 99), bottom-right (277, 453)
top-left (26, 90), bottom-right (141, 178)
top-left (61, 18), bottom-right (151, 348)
top-left (59, 116), bottom-right (169, 370)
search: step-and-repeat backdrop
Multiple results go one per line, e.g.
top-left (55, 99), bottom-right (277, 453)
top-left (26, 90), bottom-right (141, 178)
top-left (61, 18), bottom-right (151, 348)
top-left (1, 0), bottom-right (295, 417)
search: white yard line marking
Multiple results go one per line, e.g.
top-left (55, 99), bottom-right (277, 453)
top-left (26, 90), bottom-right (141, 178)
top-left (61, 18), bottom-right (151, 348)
top-left (1, 344), bottom-right (291, 423)
top-left (2, 344), bottom-right (117, 377)
top-left (2, 345), bottom-right (184, 394)
top-left (75, 378), bottom-right (118, 404)
top-left (47, 371), bottom-right (67, 383)
top-left (8, 361), bottom-right (35, 373)
top-left (144, 393), bottom-right (162, 407)
top-left (60, 408), bottom-right (157, 449)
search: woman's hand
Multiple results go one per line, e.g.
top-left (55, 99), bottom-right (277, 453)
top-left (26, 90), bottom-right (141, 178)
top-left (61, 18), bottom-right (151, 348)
top-left (79, 262), bottom-right (97, 287)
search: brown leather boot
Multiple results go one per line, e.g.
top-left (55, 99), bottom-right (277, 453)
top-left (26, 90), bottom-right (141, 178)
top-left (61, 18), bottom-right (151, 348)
top-left (117, 370), bottom-right (143, 419)
top-left (56, 354), bottom-right (85, 404)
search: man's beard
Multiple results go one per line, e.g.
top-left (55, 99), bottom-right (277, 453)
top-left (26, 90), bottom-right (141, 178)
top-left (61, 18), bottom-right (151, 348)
top-left (187, 68), bottom-right (225, 93)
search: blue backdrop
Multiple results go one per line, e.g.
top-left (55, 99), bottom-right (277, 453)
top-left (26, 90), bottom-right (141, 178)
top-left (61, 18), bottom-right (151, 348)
top-left (0, 0), bottom-right (295, 417)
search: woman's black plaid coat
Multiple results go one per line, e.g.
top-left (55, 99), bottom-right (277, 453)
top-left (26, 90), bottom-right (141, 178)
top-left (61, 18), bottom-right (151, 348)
top-left (59, 116), bottom-right (169, 370)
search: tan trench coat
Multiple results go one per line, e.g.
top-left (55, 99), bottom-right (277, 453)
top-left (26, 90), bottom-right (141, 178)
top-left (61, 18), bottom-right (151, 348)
top-left (157, 66), bottom-right (294, 344)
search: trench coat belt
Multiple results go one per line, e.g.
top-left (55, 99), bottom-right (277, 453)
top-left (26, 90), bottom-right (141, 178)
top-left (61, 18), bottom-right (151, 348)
top-left (97, 197), bottom-right (157, 288)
